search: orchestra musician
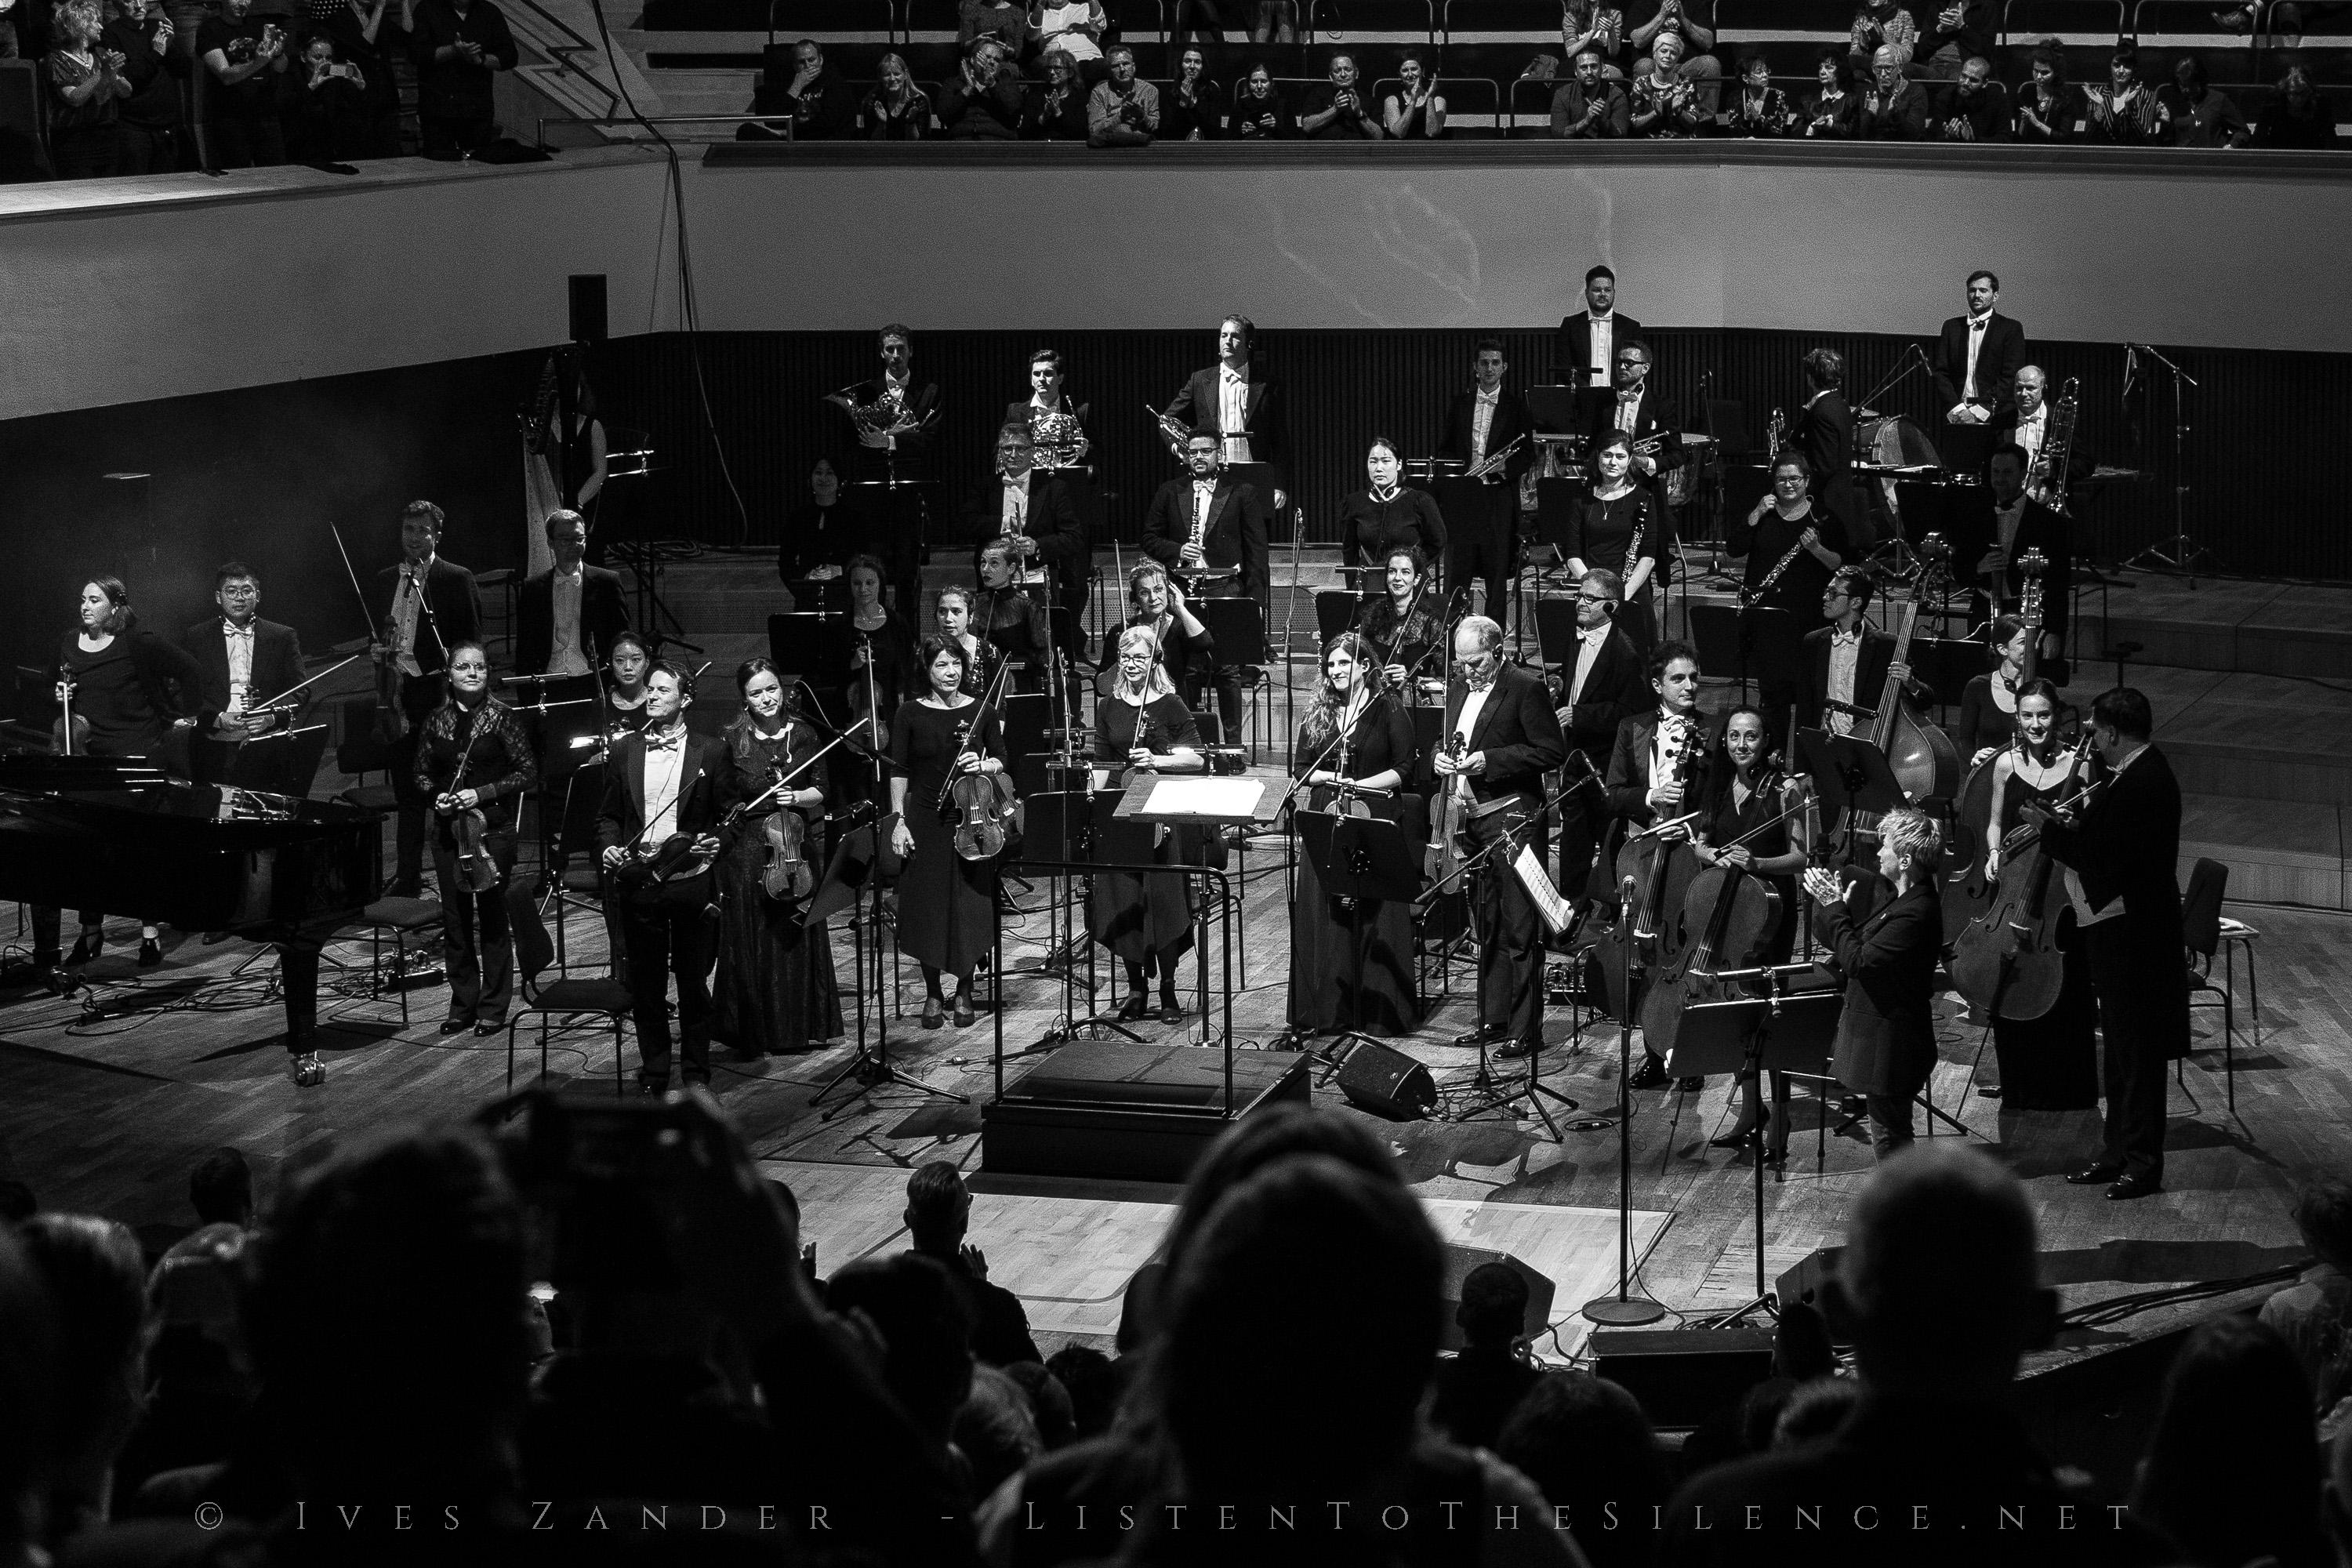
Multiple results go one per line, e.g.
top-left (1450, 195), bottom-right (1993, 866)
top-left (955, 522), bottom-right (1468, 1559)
top-left (844, 552), bottom-right (915, 726)
top-left (935, 586), bottom-right (993, 697)
top-left (1569, 430), bottom-right (1671, 659)
top-left (182, 560), bottom-right (308, 787)
top-left (1955, 614), bottom-right (2036, 764)
top-left (1802, 805), bottom-right (1945, 1161)
top-left (1694, 706), bottom-right (1809, 1162)
top-left (1290, 631), bottom-right (1421, 1038)
top-left (710, 658), bottom-right (843, 1059)
top-left (1360, 546), bottom-right (1447, 700)
top-left (1790, 347), bottom-right (1864, 549)
top-left (2024, 687), bottom-right (2190, 1201)
top-left (1798, 566), bottom-right (1909, 738)
top-left (1435, 339), bottom-right (1538, 626)
top-left (776, 456), bottom-right (862, 597)
top-left (1337, 437), bottom-right (1448, 586)
top-left (1988, 365), bottom-right (2073, 499)
top-left (1091, 625), bottom-right (1208, 1024)
top-left (34, 575), bottom-right (204, 977)
top-left (1962, 444), bottom-right (2071, 672)
top-left (972, 539), bottom-right (1054, 693)
top-left (1007, 348), bottom-right (1093, 472)
top-left (1728, 451), bottom-right (1843, 750)
top-left (600, 630), bottom-right (654, 736)
top-left (1583, 339), bottom-right (1684, 512)
top-left (1436, 615), bottom-right (1567, 1061)
top-left (1930, 270), bottom-right (2027, 477)
top-left (515, 509), bottom-right (630, 680)
top-left (1550, 568), bottom-right (1649, 909)
top-left (824, 322), bottom-right (940, 616)
top-left (1977, 677), bottom-right (2098, 1112)
top-left (1125, 561), bottom-right (1218, 720)
top-left (1161, 314), bottom-right (1287, 513)
top-left (962, 422), bottom-right (1087, 635)
top-left (376, 500), bottom-right (484, 899)
top-left (411, 640), bottom-right (536, 1038)
top-left (1140, 433), bottom-right (1270, 739)
top-left (597, 661), bottom-right (735, 1094)
top-left (1606, 638), bottom-right (1714, 1088)
top-left (1556, 263), bottom-right (1643, 395)
top-left (887, 636), bottom-right (1011, 1029)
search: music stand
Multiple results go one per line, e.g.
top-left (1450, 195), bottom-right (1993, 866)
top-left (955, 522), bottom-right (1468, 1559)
top-left (1534, 478), bottom-right (1583, 553)
top-left (1685, 602), bottom-right (1750, 703)
top-left (1192, 596), bottom-right (1268, 755)
top-left (1527, 386), bottom-right (1584, 437)
top-left (1316, 590), bottom-right (1370, 644)
top-left (1297, 808), bottom-right (1421, 1076)
top-left (768, 613), bottom-right (852, 692)
top-left (1797, 727), bottom-right (1907, 847)
top-left (788, 577), bottom-right (849, 615)
top-left (221, 724), bottom-right (331, 799)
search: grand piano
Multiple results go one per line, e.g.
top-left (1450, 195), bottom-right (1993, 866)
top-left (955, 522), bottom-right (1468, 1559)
top-left (0, 753), bottom-right (380, 1037)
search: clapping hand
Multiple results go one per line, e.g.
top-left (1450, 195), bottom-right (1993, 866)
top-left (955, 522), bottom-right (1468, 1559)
top-left (1802, 866), bottom-right (1842, 904)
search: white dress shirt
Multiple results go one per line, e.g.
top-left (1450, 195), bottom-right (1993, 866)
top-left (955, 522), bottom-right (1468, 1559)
top-left (1450, 683), bottom-right (1494, 800)
top-left (1188, 479), bottom-right (1218, 561)
top-left (1650, 709), bottom-right (1697, 793)
top-left (1586, 313), bottom-right (1615, 387)
top-left (642, 727), bottom-right (688, 844)
top-left (2013, 405), bottom-right (2047, 470)
top-left (1218, 365), bottom-right (1250, 461)
top-left (1471, 387), bottom-right (1499, 464)
top-left (550, 565), bottom-right (591, 677)
top-left (1962, 312), bottom-right (1990, 403)
top-left (390, 557), bottom-right (434, 677)
top-left (2064, 743), bottom-right (2146, 927)
top-left (1566, 624), bottom-right (1610, 707)
top-left (1615, 388), bottom-right (1642, 436)
top-left (1826, 625), bottom-right (1863, 736)
top-left (221, 619), bottom-right (255, 710)
top-left (1000, 474), bottom-right (1029, 534)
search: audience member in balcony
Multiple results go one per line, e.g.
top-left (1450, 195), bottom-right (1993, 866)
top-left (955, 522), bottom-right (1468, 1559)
top-left (43, 0), bottom-right (129, 178)
top-left (2082, 43), bottom-right (2171, 145)
top-left (311, 0), bottom-right (410, 158)
top-left (1857, 43), bottom-right (1928, 139)
top-left (2011, 43), bottom-right (2078, 142)
top-left (102, 0), bottom-right (185, 172)
top-left (1629, 30), bottom-right (1708, 136)
top-left (1085, 42), bottom-right (1156, 146)
top-left (1301, 51), bottom-right (1382, 138)
top-left (2253, 64), bottom-right (2339, 147)
top-left (197, 0), bottom-right (287, 167)
top-left (1023, 45), bottom-right (1088, 139)
top-left (1552, 47), bottom-right (1630, 136)
top-left (1846, 0), bottom-right (1915, 78)
top-left (1802, 48), bottom-right (1861, 136)
top-left (2131, 1318), bottom-right (2329, 1568)
top-left (2160, 54), bottom-right (2249, 147)
top-left (1933, 54), bottom-right (2005, 140)
top-left (2268, 1), bottom-right (2350, 43)
top-left (938, 36), bottom-right (1023, 138)
top-left (286, 32), bottom-right (374, 161)
top-left (1563, 0), bottom-right (1628, 77)
top-left (1161, 44), bottom-right (1222, 139)
top-left (1918, 0), bottom-right (1992, 81)
top-left (1631, 0), bottom-right (1719, 113)
top-left (1383, 46), bottom-right (1448, 137)
top-left (960, 0), bottom-right (1028, 62)
top-left (408, 0), bottom-right (515, 155)
top-left (1728, 52), bottom-right (1793, 136)
top-left (757, 37), bottom-right (858, 140)
top-left (862, 51), bottom-right (931, 139)
top-left (1030, 0), bottom-right (1105, 85)
top-left (1174, 0), bottom-right (1292, 46)
top-left (1228, 60), bottom-right (1288, 137)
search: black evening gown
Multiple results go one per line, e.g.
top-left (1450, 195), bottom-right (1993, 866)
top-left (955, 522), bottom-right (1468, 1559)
top-left (1955, 673), bottom-right (2022, 757)
top-left (1988, 768), bottom-right (2100, 1110)
top-left (891, 699), bottom-right (1007, 976)
top-left (711, 721), bottom-right (844, 1054)
top-left (1577, 486), bottom-right (1670, 657)
top-left (1288, 695), bottom-right (1422, 1036)
top-left (1088, 694), bottom-right (1204, 965)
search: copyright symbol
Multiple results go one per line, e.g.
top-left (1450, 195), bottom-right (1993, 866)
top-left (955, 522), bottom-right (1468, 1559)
top-left (194, 1503), bottom-right (223, 1530)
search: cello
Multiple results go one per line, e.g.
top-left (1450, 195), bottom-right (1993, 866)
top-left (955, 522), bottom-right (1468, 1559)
top-left (1948, 731), bottom-right (2093, 1022)
top-left (1639, 767), bottom-right (1792, 1062)
top-left (1941, 550), bottom-right (2049, 932)
top-left (1590, 712), bottom-right (1704, 1019)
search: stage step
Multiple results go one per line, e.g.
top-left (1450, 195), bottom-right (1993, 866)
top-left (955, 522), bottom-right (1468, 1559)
top-left (2074, 572), bottom-right (2352, 682)
top-left (2181, 794), bottom-right (2347, 911)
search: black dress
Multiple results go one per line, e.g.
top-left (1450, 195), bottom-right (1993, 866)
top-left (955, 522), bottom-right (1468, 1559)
top-left (776, 500), bottom-right (862, 581)
top-left (712, 720), bottom-right (844, 1054)
top-left (1359, 595), bottom-right (1446, 693)
top-left (1089, 694), bottom-right (1204, 966)
top-left (1987, 766), bottom-right (2100, 1111)
top-left (1577, 485), bottom-right (1671, 656)
top-left (1692, 775), bottom-right (1798, 966)
top-left (1288, 695), bottom-right (1421, 1036)
top-left (1338, 488), bottom-right (1449, 577)
top-left (1955, 673), bottom-right (2021, 758)
top-left (891, 699), bottom-right (1008, 975)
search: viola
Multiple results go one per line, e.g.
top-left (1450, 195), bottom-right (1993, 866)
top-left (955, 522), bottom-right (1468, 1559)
top-left (940, 656), bottom-right (1019, 863)
top-left (52, 669), bottom-right (90, 757)
top-left (1948, 731), bottom-right (2094, 1022)
top-left (611, 833), bottom-right (714, 891)
top-left (758, 759), bottom-right (815, 901)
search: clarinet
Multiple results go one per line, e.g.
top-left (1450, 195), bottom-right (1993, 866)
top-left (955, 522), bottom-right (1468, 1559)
top-left (1740, 524), bottom-right (1810, 612)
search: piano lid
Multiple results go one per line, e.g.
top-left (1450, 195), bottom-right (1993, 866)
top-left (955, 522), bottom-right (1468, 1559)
top-left (0, 754), bottom-right (378, 831)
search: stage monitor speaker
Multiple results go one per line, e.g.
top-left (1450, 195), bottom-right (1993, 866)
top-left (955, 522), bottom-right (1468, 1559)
top-left (568, 274), bottom-right (608, 345)
top-left (1589, 1327), bottom-right (1777, 1428)
top-left (1438, 1244), bottom-right (1556, 1352)
top-left (1334, 1038), bottom-right (1436, 1121)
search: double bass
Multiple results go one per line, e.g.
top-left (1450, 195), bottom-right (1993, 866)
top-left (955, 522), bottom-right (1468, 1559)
top-left (1948, 731), bottom-right (2094, 1022)
top-left (1839, 590), bottom-right (1962, 841)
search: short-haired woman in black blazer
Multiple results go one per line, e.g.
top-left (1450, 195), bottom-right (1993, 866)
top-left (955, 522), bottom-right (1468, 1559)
top-left (1804, 807), bottom-right (1944, 1162)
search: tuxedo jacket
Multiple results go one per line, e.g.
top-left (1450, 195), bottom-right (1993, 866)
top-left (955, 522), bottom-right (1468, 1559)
top-left (1584, 387), bottom-right (1686, 481)
top-left (180, 616), bottom-right (307, 730)
top-left (596, 729), bottom-right (740, 862)
top-left (958, 469), bottom-right (1087, 582)
top-left (1435, 387), bottom-right (1539, 485)
top-left (2036, 744), bottom-right (2183, 940)
top-left (1797, 623), bottom-right (1897, 734)
top-left (1555, 310), bottom-right (1644, 389)
top-left (1951, 491), bottom-right (2072, 647)
top-left (1931, 310), bottom-right (2027, 418)
top-left (1791, 390), bottom-right (1853, 483)
top-left (376, 557), bottom-right (484, 679)
top-left (1163, 364), bottom-right (1287, 468)
top-left (1140, 476), bottom-right (1272, 601)
top-left (838, 375), bottom-right (942, 479)
top-left (1555, 627), bottom-right (1649, 763)
top-left (1604, 708), bottom-right (1719, 824)
top-left (1819, 881), bottom-right (1943, 1098)
top-left (1437, 662), bottom-right (1566, 812)
top-left (514, 565), bottom-right (631, 677)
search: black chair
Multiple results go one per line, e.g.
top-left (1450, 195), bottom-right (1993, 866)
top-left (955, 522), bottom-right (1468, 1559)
top-left (2180, 855), bottom-right (2237, 1110)
top-left (503, 880), bottom-right (634, 1097)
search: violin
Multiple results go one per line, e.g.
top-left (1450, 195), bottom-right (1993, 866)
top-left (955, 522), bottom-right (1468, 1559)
top-left (942, 655), bottom-right (1019, 863)
top-left (52, 669), bottom-right (90, 757)
top-left (1425, 731), bottom-right (1469, 884)
top-left (438, 706), bottom-right (502, 895)
top-left (758, 760), bottom-right (815, 901)
top-left (610, 833), bottom-right (715, 891)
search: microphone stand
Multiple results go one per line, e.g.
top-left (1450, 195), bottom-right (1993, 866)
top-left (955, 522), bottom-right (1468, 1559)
top-left (2122, 343), bottom-right (2215, 585)
top-left (1580, 863), bottom-right (1668, 1327)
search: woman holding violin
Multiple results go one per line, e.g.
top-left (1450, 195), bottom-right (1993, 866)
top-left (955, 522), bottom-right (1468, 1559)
top-left (888, 636), bottom-right (1011, 1029)
top-left (1571, 430), bottom-right (1670, 659)
top-left (34, 575), bottom-right (204, 975)
top-left (1288, 631), bottom-right (1421, 1037)
top-left (1955, 614), bottom-right (2037, 764)
top-left (1358, 545), bottom-right (1446, 702)
top-left (1976, 677), bottom-right (2098, 1110)
top-left (1091, 625), bottom-right (1209, 1024)
top-left (711, 659), bottom-right (844, 1059)
top-left (1803, 805), bottom-right (1944, 1162)
top-left (1690, 706), bottom-right (1808, 1161)
top-left (410, 640), bottom-right (538, 1035)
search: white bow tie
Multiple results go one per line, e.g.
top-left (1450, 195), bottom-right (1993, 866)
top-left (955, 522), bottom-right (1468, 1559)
top-left (646, 730), bottom-right (685, 752)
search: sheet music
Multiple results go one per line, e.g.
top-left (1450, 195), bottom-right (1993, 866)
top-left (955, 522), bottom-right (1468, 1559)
top-left (1514, 846), bottom-right (1573, 935)
top-left (1144, 778), bottom-right (1264, 818)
